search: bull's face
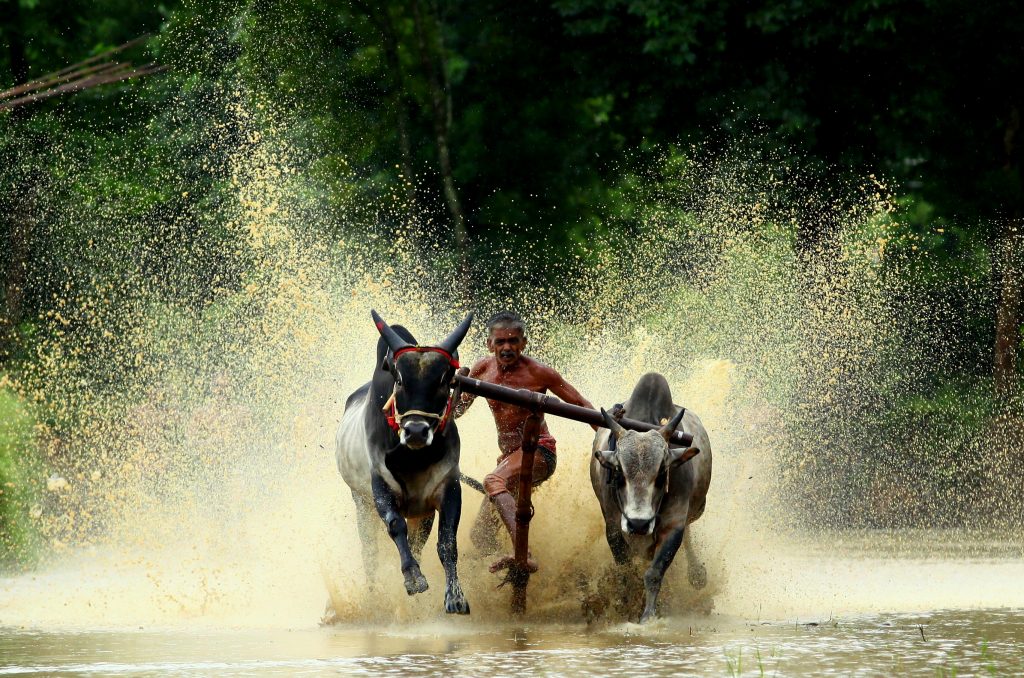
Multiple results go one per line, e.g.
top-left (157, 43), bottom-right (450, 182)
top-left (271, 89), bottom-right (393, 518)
top-left (390, 351), bottom-right (455, 449)
top-left (595, 408), bottom-right (695, 536)
top-left (372, 310), bottom-right (473, 449)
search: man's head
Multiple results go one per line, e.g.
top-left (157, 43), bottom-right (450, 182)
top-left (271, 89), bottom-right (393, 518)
top-left (486, 311), bottom-right (527, 368)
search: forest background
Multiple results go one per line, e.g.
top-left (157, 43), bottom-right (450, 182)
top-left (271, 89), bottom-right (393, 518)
top-left (1, 0), bottom-right (1022, 567)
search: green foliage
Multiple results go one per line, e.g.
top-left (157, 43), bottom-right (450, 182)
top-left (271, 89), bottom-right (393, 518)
top-left (0, 378), bottom-right (39, 569)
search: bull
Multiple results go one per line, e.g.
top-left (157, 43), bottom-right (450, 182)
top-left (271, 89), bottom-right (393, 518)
top-left (591, 372), bottom-right (712, 622)
top-left (334, 310), bottom-right (472, 614)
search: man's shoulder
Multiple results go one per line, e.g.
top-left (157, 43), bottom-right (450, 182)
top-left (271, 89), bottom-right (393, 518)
top-left (522, 355), bottom-right (559, 380)
top-left (469, 356), bottom-right (495, 374)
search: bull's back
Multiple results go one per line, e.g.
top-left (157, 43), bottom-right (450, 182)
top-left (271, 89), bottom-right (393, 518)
top-left (336, 384), bottom-right (374, 494)
top-left (676, 409), bottom-right (712, 525)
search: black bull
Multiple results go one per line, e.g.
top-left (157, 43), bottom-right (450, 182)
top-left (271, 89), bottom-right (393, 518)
top-left (334, 310), bottom-right (473, 614)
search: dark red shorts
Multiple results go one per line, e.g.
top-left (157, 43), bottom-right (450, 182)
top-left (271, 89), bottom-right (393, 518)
top-left (483, 433), bottom-right (557, 497)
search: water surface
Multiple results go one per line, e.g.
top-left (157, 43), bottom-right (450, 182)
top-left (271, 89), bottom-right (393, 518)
top-left (3, 530), bottom-right (1021, 676)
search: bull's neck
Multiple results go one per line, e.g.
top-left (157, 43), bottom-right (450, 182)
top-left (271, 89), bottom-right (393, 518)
top-left (384, 438), bottom-right (449, 474)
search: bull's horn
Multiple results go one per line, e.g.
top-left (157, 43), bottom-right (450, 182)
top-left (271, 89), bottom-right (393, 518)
top-left (600, 407), bottom-right (626, 436)
top-left (436, 312), bottom-right (474, 355)
top-left (659, 407), bottom-right (686, 441)
top-left (371, 309), bottom-right (413, 353)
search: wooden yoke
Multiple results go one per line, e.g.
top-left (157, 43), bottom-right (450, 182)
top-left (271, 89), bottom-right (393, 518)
top-left (455, 374), bottom-right (696, 448)
top-left (510, 412), bottom-right (542, 615)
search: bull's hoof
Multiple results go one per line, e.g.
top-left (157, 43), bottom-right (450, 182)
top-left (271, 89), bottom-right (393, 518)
top-left (639, 608), bottom-right (658, 624)
top-left (403, 568), bottom-right (429, 595)
top-left (444, 591), bottom-right (470, 615)
top-left (688, 562), bottom-right (708, 590)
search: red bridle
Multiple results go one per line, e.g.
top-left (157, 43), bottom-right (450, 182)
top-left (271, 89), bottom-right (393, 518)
top-left (383, 346), bottom-right (460, 435)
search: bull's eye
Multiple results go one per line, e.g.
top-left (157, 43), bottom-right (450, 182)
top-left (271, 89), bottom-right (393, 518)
top-left (654, 470), bottom-right (667, 489)
top-left (394, 370), bottom-right (403, 386)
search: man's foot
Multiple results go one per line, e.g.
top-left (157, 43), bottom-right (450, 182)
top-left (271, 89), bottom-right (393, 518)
top-left (489, 554), bottom-right (539, 573)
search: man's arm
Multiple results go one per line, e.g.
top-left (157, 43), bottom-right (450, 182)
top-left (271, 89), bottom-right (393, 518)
top-left (453, 358), bottom-right (487, 419)
top-left (543, 366), bottom-right (599, 430)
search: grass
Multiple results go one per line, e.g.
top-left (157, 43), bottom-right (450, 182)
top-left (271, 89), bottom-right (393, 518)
top-left (724, 646), bottom-right (742, 676)
top-left (725, 645), bottom-right (778, 677)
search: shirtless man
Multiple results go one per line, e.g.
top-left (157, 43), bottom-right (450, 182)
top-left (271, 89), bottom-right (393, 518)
top-left (454, 311), bottom-right (595, 572)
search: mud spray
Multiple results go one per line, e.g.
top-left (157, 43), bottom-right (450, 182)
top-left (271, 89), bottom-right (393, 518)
top-left (2, 87), bottom-right (1022, 633)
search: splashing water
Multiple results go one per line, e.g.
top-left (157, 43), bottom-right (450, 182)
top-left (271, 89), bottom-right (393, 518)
top-left (2, 87), bottom-right (1022, 641)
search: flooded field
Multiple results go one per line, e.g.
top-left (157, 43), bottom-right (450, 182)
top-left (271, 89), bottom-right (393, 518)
top-left (1, 608), bottom-right (1021, 677)
top-left (3, 531), bottom-right (1022, 676)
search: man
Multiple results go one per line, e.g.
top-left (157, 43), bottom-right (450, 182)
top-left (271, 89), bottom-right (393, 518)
top-left (454, 311), bottom-right (596, 572)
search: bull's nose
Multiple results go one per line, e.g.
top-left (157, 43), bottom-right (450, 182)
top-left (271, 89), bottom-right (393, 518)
top-left (625, 517), bottom-right (654, 535)
top-left (402, 420), bottom-right (431, 445)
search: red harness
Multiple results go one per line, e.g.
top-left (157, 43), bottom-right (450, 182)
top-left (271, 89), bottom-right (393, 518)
top-left (383, 347), bottom-right (460, 435)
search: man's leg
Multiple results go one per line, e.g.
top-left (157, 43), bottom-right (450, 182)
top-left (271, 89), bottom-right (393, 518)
top-left (483, 447), bottom-right (553, 573)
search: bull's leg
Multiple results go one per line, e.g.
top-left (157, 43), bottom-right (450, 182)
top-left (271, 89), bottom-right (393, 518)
top-left (604, 519), bottom-right (631, 566)
top-left (371, 473), bottom-right (428, 595)
top-left (640, 526), bottom-right (685, 623)
top-left (351, 490), bottom-right (380, 584)
top-left (436, 478), bottom-right (470, 614)
top-left (683, 527), bottom-right (707, 590)
top-left (409, 514), bottom-right (435, 561)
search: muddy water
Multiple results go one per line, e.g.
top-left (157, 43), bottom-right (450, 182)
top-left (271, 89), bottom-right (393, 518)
top-left (3, 531), bottom-right (1022, 676)
top-left (0, 609), bottom-right (1021, 676)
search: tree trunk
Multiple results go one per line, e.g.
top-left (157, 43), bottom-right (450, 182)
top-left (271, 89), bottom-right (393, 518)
top-left (0, 179), bottom-right (36, 363)
top-left (994, 228), bottom-right (1022, 400)
top-left (410, 0), bottom-right (467, 257)
top-left (350, 1), bottom-right (417, 214)
top-left (994, 106), bottom-right (1022, 403)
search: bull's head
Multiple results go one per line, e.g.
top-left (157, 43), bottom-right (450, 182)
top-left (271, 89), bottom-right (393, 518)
top-left (594, 407), bottom-right (696, 536)
top-left (372, 309), bottom-right (473, 449)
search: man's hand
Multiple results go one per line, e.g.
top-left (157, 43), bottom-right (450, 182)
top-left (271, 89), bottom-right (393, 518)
top-left (452, 366), bottom-right (475, 418)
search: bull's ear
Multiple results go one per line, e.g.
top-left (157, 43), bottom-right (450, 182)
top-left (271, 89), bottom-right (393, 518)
top-left (594, 448), bottom-right (618, 470)
top-left (666, 445), bottom-right (700, 469)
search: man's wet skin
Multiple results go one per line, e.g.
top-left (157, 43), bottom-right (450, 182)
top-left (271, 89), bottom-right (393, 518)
top-left (455, 320), bottom-right (595, 573)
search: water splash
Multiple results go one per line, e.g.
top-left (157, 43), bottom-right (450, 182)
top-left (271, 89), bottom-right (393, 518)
top-left (2, 84), bottom-right (1021, 632)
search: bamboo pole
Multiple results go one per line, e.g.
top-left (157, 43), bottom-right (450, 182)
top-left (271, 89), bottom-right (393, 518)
top-left (0, 61), bottom-right (125, 101)
top-left (0, 36), bottom-right (150, 101)
top-left (0, 64), bottom-right (167, 111)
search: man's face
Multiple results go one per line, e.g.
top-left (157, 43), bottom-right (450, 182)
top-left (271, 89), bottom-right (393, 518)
top-left (487, 326), bottom-right (526, 367)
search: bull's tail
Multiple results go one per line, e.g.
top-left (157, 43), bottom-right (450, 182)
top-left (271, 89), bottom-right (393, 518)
top-left (459, 472), bottom-right (485, 494)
